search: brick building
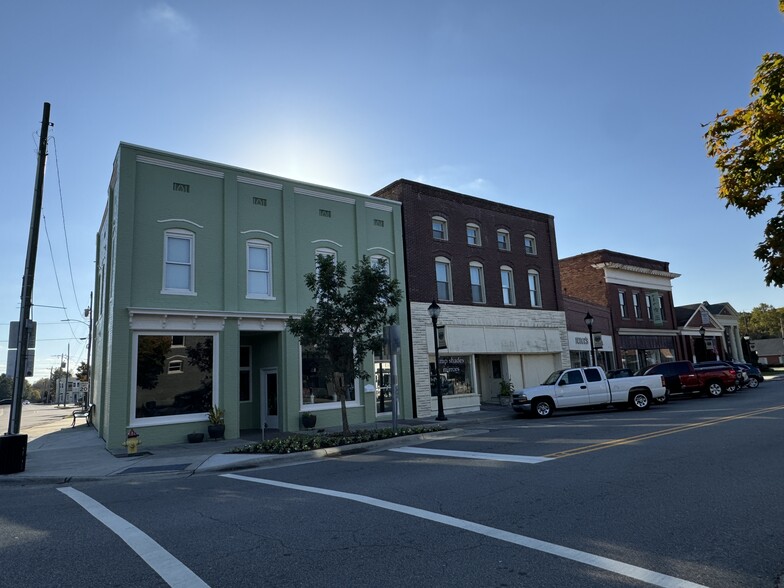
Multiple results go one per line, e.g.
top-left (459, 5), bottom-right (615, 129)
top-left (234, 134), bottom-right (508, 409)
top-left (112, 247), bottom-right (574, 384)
top-left (373, 179), bottom-right (568, 417)
top-left (559, 250), bottom-right (682, 373)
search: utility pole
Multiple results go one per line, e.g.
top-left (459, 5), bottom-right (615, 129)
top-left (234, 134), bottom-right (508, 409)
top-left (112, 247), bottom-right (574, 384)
top-left (84, 292), bottom-right (92, 410)
top-left (1, 102), bottom-right (50, 475)
top-left (8, 102), bottom-right (50, 435)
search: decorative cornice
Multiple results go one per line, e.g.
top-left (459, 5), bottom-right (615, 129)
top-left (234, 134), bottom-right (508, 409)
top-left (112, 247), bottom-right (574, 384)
top-left (295, 186), bottom-right (355, 205)
top-left (312, 239), bottom-right (343, 248)
top-left (237, 176), bottom-right (283, 190)
top-left (368, 247), bottom-right (394, 255)
top-left (592, 262), bottom-right (680, 279)
top-left (136, 155), bottom-right (224, 178)
top-left (365, 201), bottom-right (393, 212)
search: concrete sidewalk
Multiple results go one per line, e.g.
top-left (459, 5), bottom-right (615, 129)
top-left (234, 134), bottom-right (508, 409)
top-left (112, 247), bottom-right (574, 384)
top-left (2, 402), bottom-right (513, 484)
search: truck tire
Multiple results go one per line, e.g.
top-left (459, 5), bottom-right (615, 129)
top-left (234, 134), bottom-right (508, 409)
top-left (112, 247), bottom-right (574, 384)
top-left (630, 390), bottom-right (650, 410)
top-left (705, 381), bottom-right (724, 397)
top-left (532, 397), bottom-right (554, 418)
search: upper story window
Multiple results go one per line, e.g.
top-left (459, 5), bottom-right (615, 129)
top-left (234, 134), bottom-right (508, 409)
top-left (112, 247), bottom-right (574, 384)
top-left (435, 257), bottom-right (453, 302)
top-left (432, 216), bottom-right (448, 241)
top-left (646, 294), bottom-right (653, 319)
top-left (247, 239), bottom-right (273, 299)
top-left (658, 295), bottom-right (667, 320)
top-left (528, 270), bottom-right (542, 308)
top-left (500, 266), bottom-right (515, 306)
top-left (619, 290), bottom-right (628, 318)
top-left (523, 234), bottom-right (537, 255)
top-left (466, 223), bottom-right (481, 246)
top-left (370, 255), bottom-right (391, 276)
top-left (469, 262), bottom-right (485, 303)
top-left (163, 229), bottom-right (195, 295)
top-left (632, 293), bottom-right (641, 318)
top-left (497, 229), bottom-right (510, 251)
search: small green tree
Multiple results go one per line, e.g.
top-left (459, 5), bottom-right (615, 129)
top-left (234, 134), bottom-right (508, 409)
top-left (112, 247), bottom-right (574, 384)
top-left (75, 361), bottom-right (89, 382)
top-left (287, 255), bottom-right (402, 434)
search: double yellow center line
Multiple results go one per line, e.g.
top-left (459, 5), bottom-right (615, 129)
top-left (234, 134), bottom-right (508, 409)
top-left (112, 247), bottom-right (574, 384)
top-left (545, 404), bottom-right (784, 459)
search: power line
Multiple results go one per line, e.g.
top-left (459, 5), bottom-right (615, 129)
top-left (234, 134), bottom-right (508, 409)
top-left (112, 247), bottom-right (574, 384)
top-left (50, 135), bottom-right (82, 314)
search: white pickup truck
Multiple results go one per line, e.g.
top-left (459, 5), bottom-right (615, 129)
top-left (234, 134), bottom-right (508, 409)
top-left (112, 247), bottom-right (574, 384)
top-left (511, 366), bottom-right (666, 417)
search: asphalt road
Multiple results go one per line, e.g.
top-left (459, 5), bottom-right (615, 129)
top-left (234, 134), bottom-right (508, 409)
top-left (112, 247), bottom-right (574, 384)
top-left (2, 379), bottom-right (782, 587)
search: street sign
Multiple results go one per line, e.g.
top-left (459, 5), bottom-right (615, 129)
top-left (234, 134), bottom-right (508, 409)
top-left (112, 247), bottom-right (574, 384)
top-left (8, 320), bottom-right (36, 348)
top-left (6, 349), bottom-right (35, 378)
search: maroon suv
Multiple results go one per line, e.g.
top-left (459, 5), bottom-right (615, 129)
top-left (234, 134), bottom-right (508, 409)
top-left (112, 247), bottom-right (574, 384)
top-left (643, 360), bottom-right (736, 398)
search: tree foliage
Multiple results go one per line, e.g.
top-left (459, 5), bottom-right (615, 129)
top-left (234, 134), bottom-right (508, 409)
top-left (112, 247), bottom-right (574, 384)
top-left (287, 255), bottom-right (402, 434)
top-left (704, 46), bottom-right (784, 287)
top-left (75, 361), bottom-right (89, 382)
top-left (738, 303), bottom-right (784, 339)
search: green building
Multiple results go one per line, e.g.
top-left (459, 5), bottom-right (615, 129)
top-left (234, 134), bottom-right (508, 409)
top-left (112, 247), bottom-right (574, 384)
top-left (91, 144), bottom-right (411, 450)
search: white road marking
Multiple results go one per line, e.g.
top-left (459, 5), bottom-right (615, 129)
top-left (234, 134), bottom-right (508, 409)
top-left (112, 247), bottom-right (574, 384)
top-left (389, 447), bottom-right (553, 463)
top-left (223, 474), bottom-right (708, 588)
top-left (57, 487), bottom-right (209, 588)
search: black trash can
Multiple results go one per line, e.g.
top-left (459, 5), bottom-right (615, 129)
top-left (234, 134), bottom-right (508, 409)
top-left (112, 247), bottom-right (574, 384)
top-left (0, 434), bottom-right (28, 474)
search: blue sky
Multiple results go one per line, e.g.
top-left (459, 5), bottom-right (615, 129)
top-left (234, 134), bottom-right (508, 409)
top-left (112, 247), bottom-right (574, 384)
top-left (1, 1), bottom-right (782, 380)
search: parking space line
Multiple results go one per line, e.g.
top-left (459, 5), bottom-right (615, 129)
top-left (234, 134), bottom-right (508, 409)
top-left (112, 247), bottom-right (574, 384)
top-left (389, 447), bottom-right (552, 463)
top-left (546, 405), bottom-right (784, 459)
top-left (223, 474), bottom-right (707, 588)
top-left (57, 487), bottom-right (209, 588)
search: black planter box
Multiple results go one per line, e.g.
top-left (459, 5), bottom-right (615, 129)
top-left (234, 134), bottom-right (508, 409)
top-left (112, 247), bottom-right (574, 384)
top-left (0, 434), bottom-right (28, 474)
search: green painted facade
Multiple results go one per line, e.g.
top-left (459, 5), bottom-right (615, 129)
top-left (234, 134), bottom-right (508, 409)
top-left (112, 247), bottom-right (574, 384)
top-left (92, 143), bottom-right (411, 450)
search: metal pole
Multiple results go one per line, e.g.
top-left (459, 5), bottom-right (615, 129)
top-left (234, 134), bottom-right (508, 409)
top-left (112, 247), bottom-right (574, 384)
top-left (433, 317), bottom-right (446, 421)
top-left (587, 324), bottom-right (595, 366)
top-left (8, 102), bottom-right (50, 436)
top-left (64, 343), bottom-right (70, 406)
top-left (85, 292), bottom-right (92, 411)
top-left (391, 352), bottom-right (398, 433)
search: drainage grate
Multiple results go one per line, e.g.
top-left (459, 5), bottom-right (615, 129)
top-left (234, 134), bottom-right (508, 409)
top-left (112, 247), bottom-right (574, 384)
top-left (118, 463), bottom-right (190, 475)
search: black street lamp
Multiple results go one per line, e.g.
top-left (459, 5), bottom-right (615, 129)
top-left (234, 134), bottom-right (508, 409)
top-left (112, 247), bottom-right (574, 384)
top-left (699, 326), bottom-right (706, 361)
top-left (428, 300), bottom-right (447, 421)
top-left (584, 312), bottom-right (596, 367)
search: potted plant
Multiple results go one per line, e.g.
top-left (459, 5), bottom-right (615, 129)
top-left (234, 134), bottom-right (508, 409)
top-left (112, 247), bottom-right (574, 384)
top-left (498, 379), bottom-right (514, 406)
top-left (301, 411), bottom-right (317, 429)
top-left (207, 405), bottom-right (225, 440)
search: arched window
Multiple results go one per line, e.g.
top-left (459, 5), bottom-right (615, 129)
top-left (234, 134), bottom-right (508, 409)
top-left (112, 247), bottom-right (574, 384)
top-left (435, 257), bottom-right (452, 301)
top-left (469, 261), bottom-right (485, 303)
top-left (432, 216), bottom-right (448, 241)
top-left (466, 222), bottom-right (481, 246)
top-left (528, 270), bottom-right (542, 307)
top-left (500, 266), bottom-right (515, 306)
top-left (497, 229), bottom-right (510, 251)
top-left (163, 229), bottom-right (195, 295)
top-left (247, 239), bottom-right (273, 298)
top-left (523, 233), bottom-right (537, 255)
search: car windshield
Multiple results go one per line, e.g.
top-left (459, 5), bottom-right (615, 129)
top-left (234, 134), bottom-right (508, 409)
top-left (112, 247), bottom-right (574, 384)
top-left (542, 370), bottom-right (565, 385)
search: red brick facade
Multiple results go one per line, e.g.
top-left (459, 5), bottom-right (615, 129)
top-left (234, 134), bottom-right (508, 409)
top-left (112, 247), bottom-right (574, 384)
top-left (373, 179), bottom-right (564, 311)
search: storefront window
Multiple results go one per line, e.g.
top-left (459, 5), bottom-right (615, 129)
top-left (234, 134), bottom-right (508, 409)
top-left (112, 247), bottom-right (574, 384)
top-left (301, 339), bottom-right (355, 406)
top-left (134, 334), bottom-right (214, 419)
top-left (621, 349), bottom-right (640, 373)
top-left (430, 355), bottom-right (474, 396)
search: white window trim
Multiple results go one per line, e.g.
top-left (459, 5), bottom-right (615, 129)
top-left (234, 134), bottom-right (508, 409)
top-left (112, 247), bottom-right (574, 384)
top-left (501, 265), bottom-right (515, 306)
top-left (524, 233), bottom-right (537, 256)
top-left (162, 229), bottom-right (196, 296)
top-left (129, 331), bottom-right (220, 427)
top-left (370, 254), bottom-right (391, 276)
top-left (469, 261), bottom-right (485, 304)
top-left (432, 216), bottom-right (448, 241)
top-left (466, 223), bottom-right (481, 247)
top-left (246, 239), bottom-right (275, 300)
top-left (528, 270), bottom-right (542, 308)
top-left (497, 229), bottom-right (510, 251)
top-left (435, 256), bottom-right (453, 302)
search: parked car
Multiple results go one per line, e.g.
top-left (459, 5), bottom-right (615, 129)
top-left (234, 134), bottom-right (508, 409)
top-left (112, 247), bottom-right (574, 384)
top-left (511, 366), bottom-right (666, 417)
top-left (740, 363), bottom-right (764, 387)
top-left (607, 368), bottom-right (635, 379)
top-left (643, 360), bottom-right (736, 398)
top-left (695, 361), bottom-right (746, 392)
